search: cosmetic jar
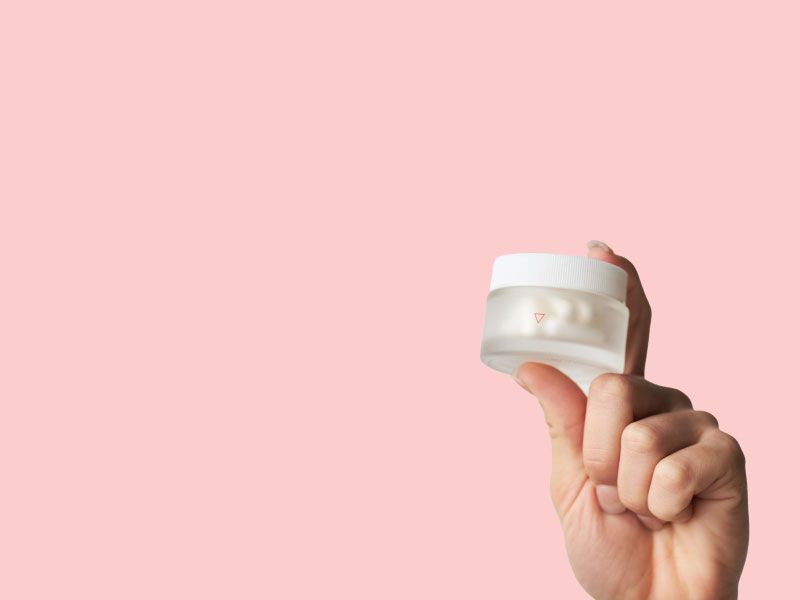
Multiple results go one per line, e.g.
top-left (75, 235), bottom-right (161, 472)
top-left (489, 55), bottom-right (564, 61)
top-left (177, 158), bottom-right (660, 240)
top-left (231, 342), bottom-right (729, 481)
top-left (480, 253), bottom-right (629, 393)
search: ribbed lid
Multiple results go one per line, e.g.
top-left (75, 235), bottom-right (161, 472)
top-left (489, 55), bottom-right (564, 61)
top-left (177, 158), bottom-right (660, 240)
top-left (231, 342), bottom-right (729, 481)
top-left (489, 253), bottom-right (628, 303)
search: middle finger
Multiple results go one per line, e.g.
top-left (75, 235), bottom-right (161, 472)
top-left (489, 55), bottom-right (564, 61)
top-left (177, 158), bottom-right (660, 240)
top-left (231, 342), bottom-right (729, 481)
top-left (582, 373), bottom-right (692, 486)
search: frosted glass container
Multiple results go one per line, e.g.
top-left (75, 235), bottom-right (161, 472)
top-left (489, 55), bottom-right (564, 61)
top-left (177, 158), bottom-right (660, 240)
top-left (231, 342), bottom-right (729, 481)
top-left (480, 253), bottom-right (629, 393)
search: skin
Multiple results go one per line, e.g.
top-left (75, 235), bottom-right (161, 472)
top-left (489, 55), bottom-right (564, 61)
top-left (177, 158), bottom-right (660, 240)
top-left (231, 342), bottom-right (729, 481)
top-left (513, 243), bottom-right (748, 600)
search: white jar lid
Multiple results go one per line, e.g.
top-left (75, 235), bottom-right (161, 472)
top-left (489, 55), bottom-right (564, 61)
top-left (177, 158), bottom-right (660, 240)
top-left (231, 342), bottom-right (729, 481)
top-left (489, 253), bottom-right (628, 303)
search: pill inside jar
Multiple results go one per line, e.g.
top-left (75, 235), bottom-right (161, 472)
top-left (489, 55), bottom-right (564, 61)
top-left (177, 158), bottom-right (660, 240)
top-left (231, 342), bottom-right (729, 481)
top-left (480, 253), bottom-right (629, 393)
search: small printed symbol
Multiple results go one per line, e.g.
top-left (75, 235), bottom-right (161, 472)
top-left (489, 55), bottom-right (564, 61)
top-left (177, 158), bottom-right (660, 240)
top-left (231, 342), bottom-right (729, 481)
top-left (534, 313), bottom-right (545, 323)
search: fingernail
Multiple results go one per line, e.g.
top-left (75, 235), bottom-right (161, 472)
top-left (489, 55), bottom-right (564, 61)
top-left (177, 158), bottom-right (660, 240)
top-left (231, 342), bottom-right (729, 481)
top-left (512, 368), bottom-right (529, 392)
top-left (595, 484), bottom-right (627, 514)
top-left (636, 514), bottom-right (666, 531)
top-left (587, 240), bottom-right (613, 253)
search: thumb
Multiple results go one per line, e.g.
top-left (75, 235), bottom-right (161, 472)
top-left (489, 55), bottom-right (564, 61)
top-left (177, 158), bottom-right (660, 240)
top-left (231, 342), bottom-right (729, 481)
top-left (514, 362), bottom-right (588, 514)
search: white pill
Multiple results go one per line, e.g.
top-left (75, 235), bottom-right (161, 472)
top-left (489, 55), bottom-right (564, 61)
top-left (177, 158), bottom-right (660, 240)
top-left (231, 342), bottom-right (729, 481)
top-left (576, 300), bottom-right (595, 324)
top-left (551, 296), bottom-right (575, 319)
top-left (542, 317), bottom-right (560, 335)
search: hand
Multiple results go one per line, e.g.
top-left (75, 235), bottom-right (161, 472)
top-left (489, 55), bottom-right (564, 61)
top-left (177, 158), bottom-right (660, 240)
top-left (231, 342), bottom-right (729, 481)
top-left (514, 242), bottom-right (748, 600)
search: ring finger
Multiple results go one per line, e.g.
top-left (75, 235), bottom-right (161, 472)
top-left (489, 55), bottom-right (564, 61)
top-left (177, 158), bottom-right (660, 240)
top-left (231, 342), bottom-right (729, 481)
top-left (617, 409), bottom-right (719, 517)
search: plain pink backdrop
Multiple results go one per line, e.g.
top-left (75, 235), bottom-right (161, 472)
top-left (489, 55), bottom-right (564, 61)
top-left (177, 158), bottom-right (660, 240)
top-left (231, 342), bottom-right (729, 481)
top-left (2, 1), bottom-right (798, 598)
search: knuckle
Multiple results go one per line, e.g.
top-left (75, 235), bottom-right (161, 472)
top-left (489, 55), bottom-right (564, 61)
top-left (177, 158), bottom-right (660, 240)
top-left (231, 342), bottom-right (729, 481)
top-left (621, 421), bottom-right (662, 454)
top-left (589, 373), bottom-right (636, 408)
top-left (716, 431), bottom-right (746, 467)
top-left (670, 388), bottom-right (693, 410)
top-left (588, 372), bottom-right (617, 396)
top-left (659, 384), bottom-right (692, 409)
top-left (695, 410), bottom-right (719, 429)
top-left (653, 458), bottom-right (693, 493)
top-left (546, 417), bottom-right (583, 441)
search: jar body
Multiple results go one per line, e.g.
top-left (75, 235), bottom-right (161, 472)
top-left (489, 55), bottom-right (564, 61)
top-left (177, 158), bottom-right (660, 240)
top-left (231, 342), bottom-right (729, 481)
top-left (480, 286), bottom-right (629, 393)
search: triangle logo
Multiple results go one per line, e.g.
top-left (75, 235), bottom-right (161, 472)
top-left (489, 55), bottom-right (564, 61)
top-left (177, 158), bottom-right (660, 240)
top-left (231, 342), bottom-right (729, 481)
top-left (534, 313), bottom-right (545, 323)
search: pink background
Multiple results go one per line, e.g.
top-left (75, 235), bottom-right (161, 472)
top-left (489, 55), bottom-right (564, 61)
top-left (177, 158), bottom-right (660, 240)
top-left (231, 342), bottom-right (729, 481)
top-left (2, 1), bottom-right (798, 598)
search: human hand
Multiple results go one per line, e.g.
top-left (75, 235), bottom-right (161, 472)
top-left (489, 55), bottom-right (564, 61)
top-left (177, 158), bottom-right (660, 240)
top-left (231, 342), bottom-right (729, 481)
top-left (514, 242), bottom-right (748, 600)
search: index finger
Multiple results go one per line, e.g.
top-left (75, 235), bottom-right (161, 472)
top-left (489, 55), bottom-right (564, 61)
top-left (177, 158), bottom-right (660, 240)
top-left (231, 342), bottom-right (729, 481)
top-left (586, 241), bottom-right (652, 376)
